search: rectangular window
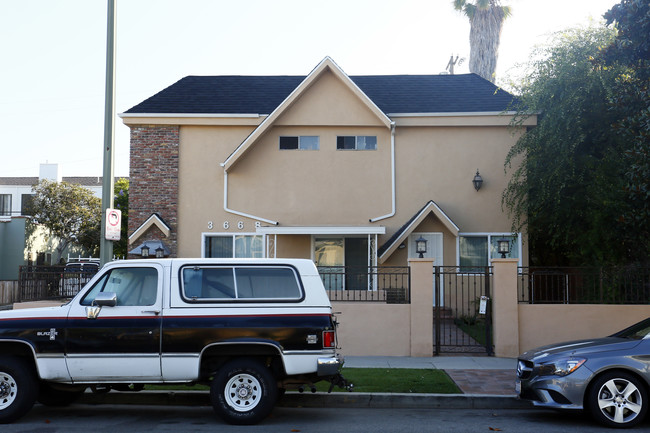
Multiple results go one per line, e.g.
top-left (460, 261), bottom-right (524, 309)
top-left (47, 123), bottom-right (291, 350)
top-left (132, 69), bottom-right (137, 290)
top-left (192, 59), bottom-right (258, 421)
top-left (205, 234), bottom-right (263, 258)
top-left (459, 234), bottom-right (520, 268)
top-left (336, 136), bottom-right (377, 150)
top-left (0, 194), bottom-right (11, 216)
top-left (279, 136), bottom-right (319, 150)
top-left (21, 194), bottom-right (34, 216)
top-left (181, 266), bottom-right (302, 301)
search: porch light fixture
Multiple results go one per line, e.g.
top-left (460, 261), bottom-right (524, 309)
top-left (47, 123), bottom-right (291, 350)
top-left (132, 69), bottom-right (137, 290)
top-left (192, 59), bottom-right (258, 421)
top-left (497, 238), bottom-right (510, 258)
top-left (155, 246), bottom-right (165, 258)
top-left (416, 236), bottom-right (428, 258)
top-left (473, 169), bottom-right (483, 191)
top-left (141, 243), bottom-right (150, 258)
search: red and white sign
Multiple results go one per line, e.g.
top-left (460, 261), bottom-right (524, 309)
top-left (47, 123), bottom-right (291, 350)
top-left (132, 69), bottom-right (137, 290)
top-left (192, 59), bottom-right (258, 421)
top-left (105, 208), bottom-right (122, 241)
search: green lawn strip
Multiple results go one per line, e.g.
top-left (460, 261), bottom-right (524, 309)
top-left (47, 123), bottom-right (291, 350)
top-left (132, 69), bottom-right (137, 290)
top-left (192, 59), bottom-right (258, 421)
top-left (317, 368), bottom-right (460, 393)
top-left (144, 368), bottom-right (460, 394)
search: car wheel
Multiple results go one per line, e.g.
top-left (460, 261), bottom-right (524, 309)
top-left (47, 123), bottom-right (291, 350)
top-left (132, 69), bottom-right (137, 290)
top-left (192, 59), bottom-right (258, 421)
top-left (210, 358), bottom-right (278, 425)
top-left (0, 356), bottom-right (38, 424)
top-left (37, 383), bottom-right (86, 407)
top-left (588, 371), bottom-right (648, 428)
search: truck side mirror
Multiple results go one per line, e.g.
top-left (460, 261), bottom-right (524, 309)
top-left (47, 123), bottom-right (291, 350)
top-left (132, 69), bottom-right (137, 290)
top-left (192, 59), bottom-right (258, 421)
top-left (85, 292), bottom-right (118, 319)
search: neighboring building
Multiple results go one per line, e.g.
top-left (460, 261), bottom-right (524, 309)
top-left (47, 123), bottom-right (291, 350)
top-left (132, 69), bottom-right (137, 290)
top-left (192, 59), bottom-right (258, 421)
top-left (121, 57), bottom-right (536, 276)
top-left (0, 164), bottom-right (108, 279)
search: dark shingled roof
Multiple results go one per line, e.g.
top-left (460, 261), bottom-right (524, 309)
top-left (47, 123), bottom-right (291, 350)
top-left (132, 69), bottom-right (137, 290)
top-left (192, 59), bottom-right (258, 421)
top-left (125, 74), bottom-right (518, 115)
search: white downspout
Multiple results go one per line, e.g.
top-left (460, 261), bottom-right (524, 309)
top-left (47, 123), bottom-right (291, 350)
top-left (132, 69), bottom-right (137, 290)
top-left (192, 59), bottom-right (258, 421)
top-left (222, 167), bottom-right (278, 225)
top-left (370, 121), bottom-right (396, 222)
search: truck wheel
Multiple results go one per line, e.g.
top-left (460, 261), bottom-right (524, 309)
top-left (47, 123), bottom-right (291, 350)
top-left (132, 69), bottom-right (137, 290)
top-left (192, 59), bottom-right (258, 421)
top-left (0, 356), bottom-right (38, 424)
top-left (37, 383), bottom-right (86, 407)
top-left (210, 358), bottom-right (278, 425)
top-left (587, 371), bottom-right (648, 428)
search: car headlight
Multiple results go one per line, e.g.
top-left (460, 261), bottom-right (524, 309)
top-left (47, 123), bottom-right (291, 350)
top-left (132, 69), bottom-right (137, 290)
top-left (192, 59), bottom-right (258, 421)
top-left (538, 358), bottom-right (586, 377)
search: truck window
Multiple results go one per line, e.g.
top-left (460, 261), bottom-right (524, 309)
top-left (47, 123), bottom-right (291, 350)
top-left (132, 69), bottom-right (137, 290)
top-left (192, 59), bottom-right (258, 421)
top-left (181, 266), bottom-right (302, 301)
top-left (81, 267), bottom-right (158, 306)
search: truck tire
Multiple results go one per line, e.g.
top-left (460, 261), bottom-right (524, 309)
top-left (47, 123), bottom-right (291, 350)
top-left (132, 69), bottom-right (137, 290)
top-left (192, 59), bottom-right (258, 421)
top-left (210, 358), bottom-right (278, 425)
top-left (0, 356), bottom-right (38, 424)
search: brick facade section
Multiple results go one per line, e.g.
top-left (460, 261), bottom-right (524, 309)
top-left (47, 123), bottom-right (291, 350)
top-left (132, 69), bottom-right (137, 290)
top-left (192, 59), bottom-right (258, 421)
top-left (128, 125), bottom-right (179, 258)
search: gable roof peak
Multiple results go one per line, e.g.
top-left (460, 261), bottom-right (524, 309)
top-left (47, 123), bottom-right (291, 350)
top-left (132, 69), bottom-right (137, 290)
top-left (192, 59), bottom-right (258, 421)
top-left (222, 57), bottom-right (392, 171)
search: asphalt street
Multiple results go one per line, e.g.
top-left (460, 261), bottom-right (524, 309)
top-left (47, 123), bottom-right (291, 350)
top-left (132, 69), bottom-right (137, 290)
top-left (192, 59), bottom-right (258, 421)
top-left (3, 404), bottom-right (646, 432)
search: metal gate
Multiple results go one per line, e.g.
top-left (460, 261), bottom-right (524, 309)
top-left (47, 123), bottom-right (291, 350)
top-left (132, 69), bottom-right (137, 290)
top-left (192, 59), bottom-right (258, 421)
top-left (433, 266), bottom-right (493, 355)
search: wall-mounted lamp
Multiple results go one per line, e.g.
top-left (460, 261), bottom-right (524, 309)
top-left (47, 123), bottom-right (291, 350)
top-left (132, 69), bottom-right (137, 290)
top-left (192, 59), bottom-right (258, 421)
top-left (473, 169), bottom-right (483, 191)
top-left (497, 238), bottom-right (510, 259)
top-left (415, 236), bottom-right (428, 258)
top-left (141, 243), bottom-right (150, 258)
top-left (155, 246), bottom-right (165, 258)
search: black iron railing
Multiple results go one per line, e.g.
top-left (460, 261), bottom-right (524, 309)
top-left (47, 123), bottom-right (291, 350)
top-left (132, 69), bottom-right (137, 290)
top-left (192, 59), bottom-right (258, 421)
top-left (18, 265), bottom-right (98, 301)
top-left (518, 266), bottom-right (650, 304)
top-left (318, 266), bottom-right (410, 303)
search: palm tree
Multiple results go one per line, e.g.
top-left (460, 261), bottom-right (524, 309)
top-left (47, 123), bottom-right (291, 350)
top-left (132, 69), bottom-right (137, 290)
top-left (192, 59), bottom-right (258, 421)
top-left (453, 0), bottom-right (511, 82)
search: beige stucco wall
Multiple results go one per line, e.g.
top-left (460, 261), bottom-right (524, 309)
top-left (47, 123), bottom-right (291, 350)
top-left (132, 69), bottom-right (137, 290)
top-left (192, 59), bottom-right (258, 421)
top-left (166, 66), bottom-right (528, 266)
top-left (333, 302), bottom-right (412, 356)
top-left (518, 304), bottom-right (650, 354)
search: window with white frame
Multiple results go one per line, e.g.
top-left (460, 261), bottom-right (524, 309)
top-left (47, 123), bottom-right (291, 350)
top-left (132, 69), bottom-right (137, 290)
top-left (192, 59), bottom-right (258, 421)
top-left (204, 234), bottom-right (264, 258)
top-left (279, 136), bottom-right (319, 150)
top-left (336, 135), bottom-right (377, 150)
top-left (0, 194), bottom-right (11, 216)
top-left (459, 234), bottom-right (520, 268)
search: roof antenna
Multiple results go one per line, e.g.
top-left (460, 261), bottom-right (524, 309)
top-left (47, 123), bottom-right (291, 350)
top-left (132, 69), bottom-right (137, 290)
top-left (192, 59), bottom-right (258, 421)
top-left (444, 54), bottom-right (465, 75)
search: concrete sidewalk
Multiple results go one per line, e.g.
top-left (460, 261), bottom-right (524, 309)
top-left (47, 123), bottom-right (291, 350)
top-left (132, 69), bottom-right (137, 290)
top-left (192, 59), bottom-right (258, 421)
top-left (345, 355), bottom-right (516, 370)
top-left (78, 355), bottom-right (528, 410)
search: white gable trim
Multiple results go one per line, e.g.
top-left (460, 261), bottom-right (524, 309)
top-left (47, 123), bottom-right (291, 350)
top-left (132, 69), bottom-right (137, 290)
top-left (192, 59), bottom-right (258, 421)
top-left (129, 213), bottom-right (171, 243)
top-left (378, 201), bottom-right (459, 264)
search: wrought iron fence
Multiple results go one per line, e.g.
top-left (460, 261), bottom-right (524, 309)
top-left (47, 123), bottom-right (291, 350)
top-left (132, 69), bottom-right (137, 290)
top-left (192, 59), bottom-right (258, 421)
top-left (18, 265), bottom-right (98, 301)
top-left (518, 266), bottom-right (650, 304)
top-left (318, 266), bottom-right (410, 303)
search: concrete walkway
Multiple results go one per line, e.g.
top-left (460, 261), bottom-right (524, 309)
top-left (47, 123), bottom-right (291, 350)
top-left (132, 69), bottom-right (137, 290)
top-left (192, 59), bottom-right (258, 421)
top-left (346, 356), bottom-right (518, 396)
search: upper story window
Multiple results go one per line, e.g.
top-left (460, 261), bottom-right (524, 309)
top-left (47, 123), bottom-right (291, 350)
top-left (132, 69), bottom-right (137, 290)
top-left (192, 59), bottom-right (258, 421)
top-left (337, 136), bottom-right (377, 150)
top-left (21, 194), bottom-right (34, 216)
top-left (279, 136), bottom-right (319, 150)
top-left (0, 194), bottom-right (11, 216)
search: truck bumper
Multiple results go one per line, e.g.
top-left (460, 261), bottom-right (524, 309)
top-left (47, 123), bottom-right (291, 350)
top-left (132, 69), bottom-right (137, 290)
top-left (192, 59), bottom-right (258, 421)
top-left (317, 354), bottom-right (344, 376)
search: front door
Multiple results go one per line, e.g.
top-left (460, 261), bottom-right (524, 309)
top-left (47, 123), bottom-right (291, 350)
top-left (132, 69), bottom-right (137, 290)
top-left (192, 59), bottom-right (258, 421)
top-left (65, 264), bottom-right (163, 382)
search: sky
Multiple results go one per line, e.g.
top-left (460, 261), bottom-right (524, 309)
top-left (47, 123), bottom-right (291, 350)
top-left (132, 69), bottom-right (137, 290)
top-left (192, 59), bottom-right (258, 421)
top-left (0, 0), bottom-right (620, 178)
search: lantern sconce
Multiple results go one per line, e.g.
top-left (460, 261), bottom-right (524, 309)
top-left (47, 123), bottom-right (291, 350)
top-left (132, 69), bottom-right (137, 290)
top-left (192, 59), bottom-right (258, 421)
top-left (497, 238), bottom-right (510, 259)
top-left (140, 243), bottom-right (150, 258)
top-left (473, 169), bottom-right (483, 191)
top-left (415, 236), bottom-right (428, 258)
top-left (155, 246), bottom-right (165, 258)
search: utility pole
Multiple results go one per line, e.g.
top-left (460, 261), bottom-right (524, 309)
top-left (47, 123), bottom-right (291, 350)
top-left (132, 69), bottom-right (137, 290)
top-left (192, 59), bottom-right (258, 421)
top-left (100, 0), bottom-right (116, 266)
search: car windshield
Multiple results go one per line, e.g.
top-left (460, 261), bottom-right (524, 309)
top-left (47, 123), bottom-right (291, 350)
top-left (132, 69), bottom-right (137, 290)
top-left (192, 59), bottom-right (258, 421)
top-left (611, 318), bottom-right (650, 340)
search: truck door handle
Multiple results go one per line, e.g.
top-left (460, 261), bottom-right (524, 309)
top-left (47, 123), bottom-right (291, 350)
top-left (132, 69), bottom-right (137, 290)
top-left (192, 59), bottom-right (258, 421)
top-left (142, 310), bottom-right (160, 315)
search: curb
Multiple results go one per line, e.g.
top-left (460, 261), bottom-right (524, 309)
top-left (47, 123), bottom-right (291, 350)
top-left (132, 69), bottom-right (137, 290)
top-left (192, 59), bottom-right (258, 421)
top-left (78, 390), bottom-right (530, 410)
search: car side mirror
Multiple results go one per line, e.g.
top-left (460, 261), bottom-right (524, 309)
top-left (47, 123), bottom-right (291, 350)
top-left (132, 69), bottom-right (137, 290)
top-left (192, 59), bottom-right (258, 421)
top-left (85, 292), bottom-right (118, 319)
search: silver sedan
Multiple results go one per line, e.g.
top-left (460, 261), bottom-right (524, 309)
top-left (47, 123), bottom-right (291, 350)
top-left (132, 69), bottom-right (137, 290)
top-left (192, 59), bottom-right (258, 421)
top-left (517, 317), bottom-right (650, 428)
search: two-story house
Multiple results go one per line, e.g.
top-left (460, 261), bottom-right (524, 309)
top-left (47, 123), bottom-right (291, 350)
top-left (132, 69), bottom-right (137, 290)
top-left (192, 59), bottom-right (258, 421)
top-left (121, 57), bottom-right (535, 282)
